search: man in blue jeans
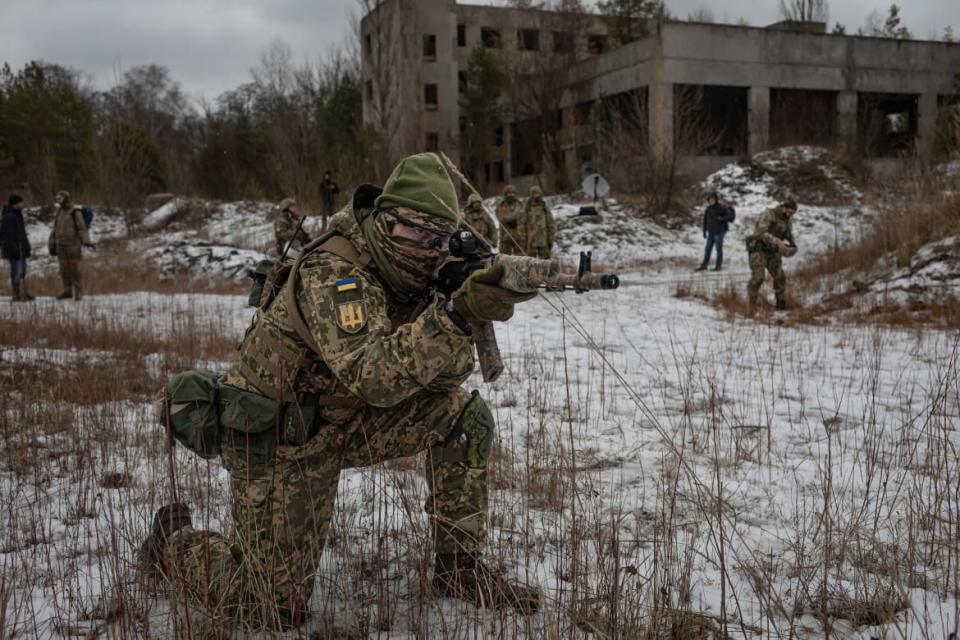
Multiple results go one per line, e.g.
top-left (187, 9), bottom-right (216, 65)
top-left (696, 191), bottom-right (735, 272)
top-left (1, 194), bottom-right (34, 301)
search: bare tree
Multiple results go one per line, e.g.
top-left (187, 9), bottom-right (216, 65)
top-left (686, 6), bottom-right (716, 23)
top-left (779, 0), bottom-right (828, 23)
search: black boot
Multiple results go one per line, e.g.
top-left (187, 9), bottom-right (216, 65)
top-left (433, 553), bottom-right (540, 614)
top-left (713, 265), bottom-right (722, 272)
top-left (776, 299), bottom-right (789, 311)
top-left (137, 503), bottom-right (192, 580)
top-left (694, 264), bottom-right (707, 272)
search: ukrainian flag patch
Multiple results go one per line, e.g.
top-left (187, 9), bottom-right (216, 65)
top-left (335, 278), bottom-right (358, 293)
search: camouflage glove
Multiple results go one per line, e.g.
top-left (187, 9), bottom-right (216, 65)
top-left (777, 240), bottom-right (793, 257)
top-left (452, 263), bottom-right (537, 323)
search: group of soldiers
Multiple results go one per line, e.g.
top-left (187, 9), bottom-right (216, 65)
top-left (270, 182), bottom-right (558, 262)
top-left (0, 190), bottom-right (94, 302)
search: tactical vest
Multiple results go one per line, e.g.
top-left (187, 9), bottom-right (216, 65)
top-left (230, 233), bottom-right (371, 408)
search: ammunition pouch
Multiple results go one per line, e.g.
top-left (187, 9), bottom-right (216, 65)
top-left (453, 391), bottom-right (495, 469)
top-left (220, 386), bottom-right (326, 464)
top-left (162, 371), bottom-right (332, 465)
top-left (163, 369), bottom-right (223, 459)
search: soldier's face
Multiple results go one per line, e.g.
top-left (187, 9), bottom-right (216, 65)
top-left (55, 195), bottom-right (63, 205)
top-left (785, 207), bottom-right (797, 217)
top-left (385, 211), bottom-right (447, 250)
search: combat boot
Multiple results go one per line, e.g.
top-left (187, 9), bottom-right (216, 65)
top-left (694, 264), bottom-right (707, 272)
top-left (137, 503), bottom-right (192, 581)
top-left (433, 553), bottom-right (540, 615)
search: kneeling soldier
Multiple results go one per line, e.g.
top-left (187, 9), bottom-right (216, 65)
top-left (142, 153), bottom-right (540, 630)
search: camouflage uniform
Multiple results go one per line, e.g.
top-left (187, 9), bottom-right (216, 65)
top-left (746, 205), bottom-right (796, 308)
top-left (52, 191), bottom-right (90, 300)
top-left (272, 198), bottom-right (309, 256)
top-left (461, 194), bottom-right (498, 251)
top-left (159, 155), bottom-right (510, 629)
top-left (495, 186), bottom-right (523, 255)
top-left (518, 187), bottom-right (556, 259)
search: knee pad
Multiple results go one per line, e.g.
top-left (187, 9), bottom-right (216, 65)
top-left (453, 391), bottom-right (495, 469)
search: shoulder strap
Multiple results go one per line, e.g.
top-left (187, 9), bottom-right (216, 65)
top-left (281, 233), bottom-right (371, 356)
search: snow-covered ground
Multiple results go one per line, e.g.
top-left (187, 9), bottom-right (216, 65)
top-left (3, 148), bottom-right (959, 637)
top-left (2, 267), bottom-right (958, 638)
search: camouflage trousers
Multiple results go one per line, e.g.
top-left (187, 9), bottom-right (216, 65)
top-left (56, 244), bottom-right (82, 298)
top-left (162, 387), bottom-right (484, 629)
top-left (499, 225), bottom-right (521, 255)
top-left (747, 250), bottom-right (786, 306)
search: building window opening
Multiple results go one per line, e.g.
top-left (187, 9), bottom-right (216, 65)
top-left (365, 80), bottom-right (373, 101)
top-left (424, 83), bottom-right (438, 110)
top-left (510, 119), bottom-right (541, 177)
top-left (457, 24), bottom-right (466, 47)
top-left (364, 34), bottom-right (372, 55)
top-left (575, 101), bottom-right (594, 126)
top-left (857, 92), bottom-right (919, 157)
top-left (935, 94), bottom-right (960, 158)
top-left (494, 126), bottom-right (504, 146)
top-left (587, 34), bottom-right (608, 55)
top-left (555, 109), bottom-right (564, 130)
top-left (518, 28), bottom-right (540, 51)
top-left (458, 71), bottom-right (467, 94)
top-left (423, 34), bottom-right (437, 60)
top-left (426, 132), bottom-right (439, 152)
top-left (493, 160), bottom-right (505, 182)
top-left (770, 88), bottom-right (837, 147)
top-left (674, 84), bottom-right (748, 155)
top-left (481, 27), bottom-right (502, 49)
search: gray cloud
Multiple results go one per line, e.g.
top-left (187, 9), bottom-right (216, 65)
top-left (3, 0), bottom-right (957, 105)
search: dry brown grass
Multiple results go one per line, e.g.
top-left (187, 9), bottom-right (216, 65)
top-left (19, 244), bottom-right (247, 298)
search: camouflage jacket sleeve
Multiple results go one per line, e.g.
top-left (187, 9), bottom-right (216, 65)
top-left (297, 257), bottom-right (474, 408)
top-left (754, 210), bottom-right (782, 250)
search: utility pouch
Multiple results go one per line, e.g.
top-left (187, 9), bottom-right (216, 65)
top-left (164, 369), bottom-right (222, 459)
top-left (248, 259), bottom-right (278, 307)
top-left (220, 385), bottom-right (280, 465)
top-left (280, 398), bottom-right (319, 447)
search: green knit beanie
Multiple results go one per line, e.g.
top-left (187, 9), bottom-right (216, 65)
top-left (374, 153), bottom-right (458, 224)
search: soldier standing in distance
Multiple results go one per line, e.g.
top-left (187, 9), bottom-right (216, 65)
top-left (461, 192), bottom-right (498, 251)
top-left (519, 185), bottom-right (556, 259)
top-left (495, 184), bottom-right (523, 255)
top-left (140, 153), bottom-right (541, 631)
top-left (51, 190), bottom-right (93, 301)
top-left (271, 197), bottom-right (311, 256)
top-left (321, 170), bottom-right (340, 230)
top-left (746, 200), bottom-right (798, 311)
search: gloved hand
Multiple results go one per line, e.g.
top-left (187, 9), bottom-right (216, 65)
top-left (777, 240), bottom-right (792, 257)
top-left (452, 263), bottom-right (537, 323)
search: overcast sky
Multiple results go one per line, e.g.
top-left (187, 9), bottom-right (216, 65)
top-left (3, 0), bottom-right (957, 103)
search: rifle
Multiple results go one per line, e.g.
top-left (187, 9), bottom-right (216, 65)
top-left (280, 214), bottom-right (309, 263)
top-left (435, 230), bottom-right (620, 383)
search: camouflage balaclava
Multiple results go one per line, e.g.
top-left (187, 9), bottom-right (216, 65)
top-left (358, 153), bottom-right (458, 297)
top-left (466, 193), bottom-right (483, 210)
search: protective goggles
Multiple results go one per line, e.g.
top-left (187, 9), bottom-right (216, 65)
top-left (382, 210), bottom-right (450, 249)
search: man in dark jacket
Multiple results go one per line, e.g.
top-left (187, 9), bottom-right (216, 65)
top-left (321, 171), bottom-right (340, 229)
top-left (696, 191), bottom-right (735, 272)
top-left (0, 194), bottom-right (34, 301)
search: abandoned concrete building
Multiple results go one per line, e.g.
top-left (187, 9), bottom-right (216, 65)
top-left (360, 0), bottom-right (960, 192)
